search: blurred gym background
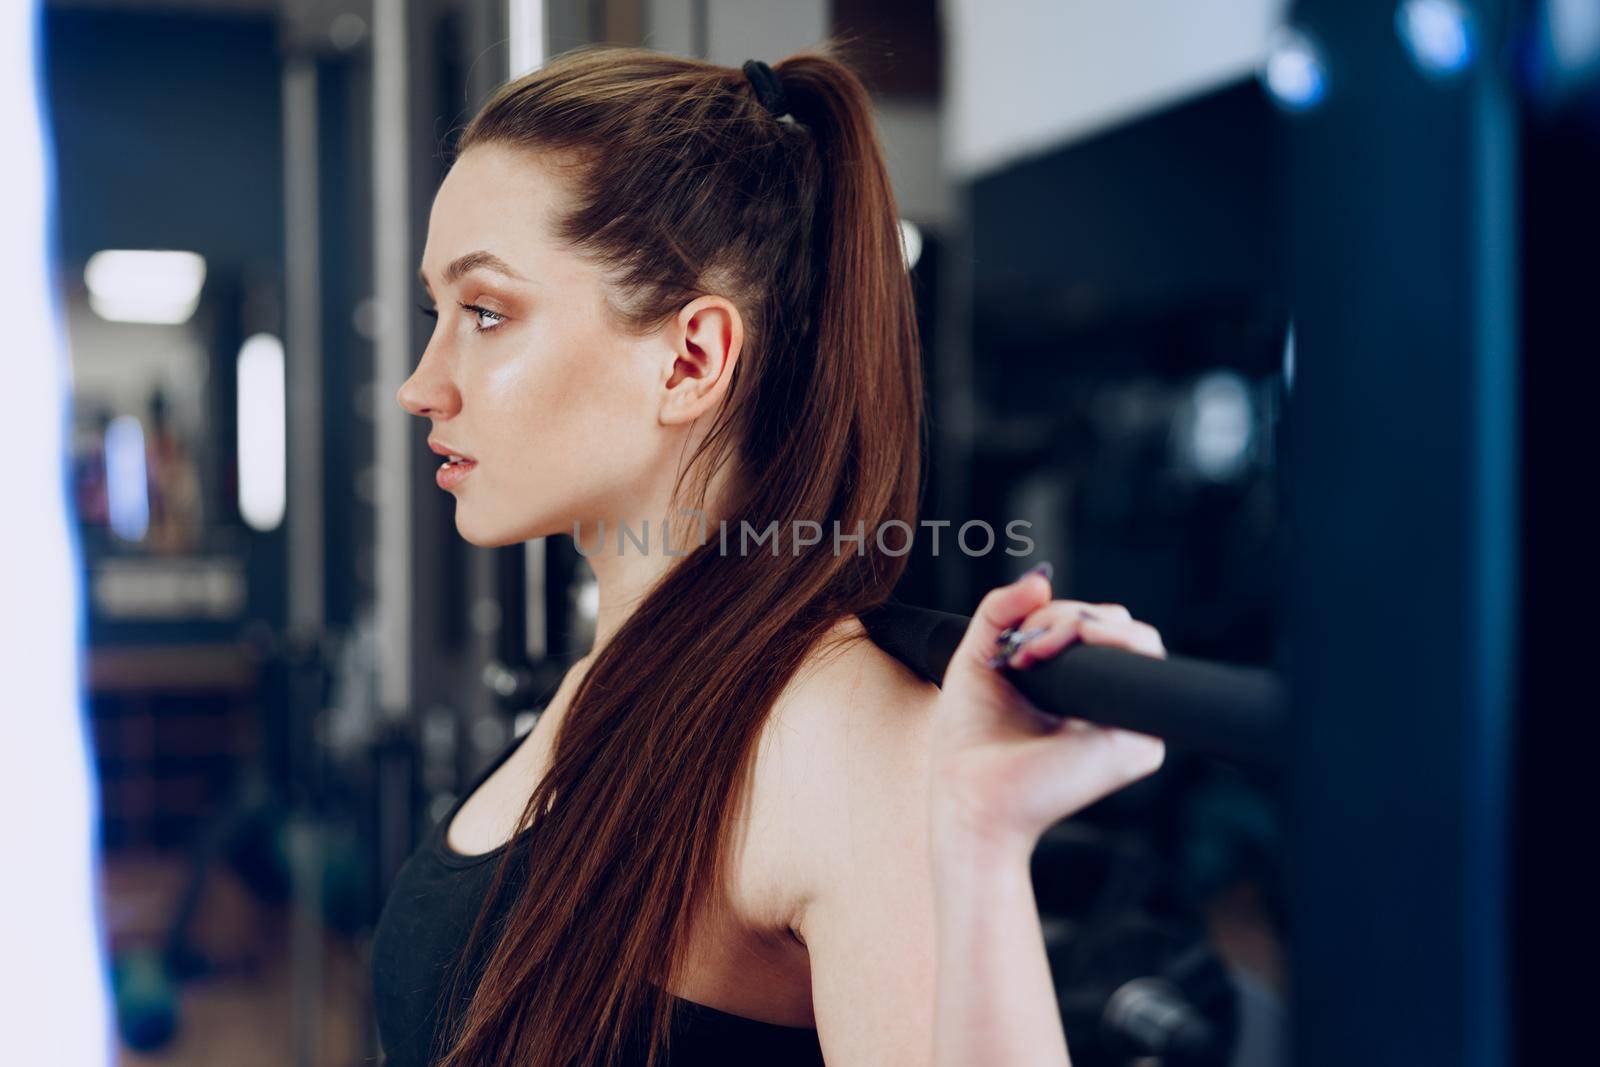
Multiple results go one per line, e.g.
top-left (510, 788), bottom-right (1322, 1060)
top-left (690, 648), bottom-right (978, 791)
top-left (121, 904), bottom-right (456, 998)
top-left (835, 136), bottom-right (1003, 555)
top-left (28, 0), bottom-right (1593, 1065)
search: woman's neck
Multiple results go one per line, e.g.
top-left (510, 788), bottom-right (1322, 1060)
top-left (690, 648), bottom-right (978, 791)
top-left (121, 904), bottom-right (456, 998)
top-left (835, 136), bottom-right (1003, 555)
top-left (583, 458), bottom-right (743, 654)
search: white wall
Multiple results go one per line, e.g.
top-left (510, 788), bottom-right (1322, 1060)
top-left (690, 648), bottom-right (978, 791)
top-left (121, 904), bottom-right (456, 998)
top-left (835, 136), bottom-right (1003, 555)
top-left (705, 0), bottom-right (828, 65)
top-left (875, 98), bottom-right (949, 225)
top-left (943, 0), bottom-right (1287, 179)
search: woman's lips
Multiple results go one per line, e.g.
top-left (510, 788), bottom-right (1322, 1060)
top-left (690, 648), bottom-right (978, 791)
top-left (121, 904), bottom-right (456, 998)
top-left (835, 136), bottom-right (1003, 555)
top-left (435, 455), bottom-right (478, 490)
top-left (428, 438), bottom-right (477, 491)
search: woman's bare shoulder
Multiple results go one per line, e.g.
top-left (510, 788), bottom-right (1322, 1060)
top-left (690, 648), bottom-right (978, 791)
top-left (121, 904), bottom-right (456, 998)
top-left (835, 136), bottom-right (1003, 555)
top-left (746, 615), bottom-right (941, 940)
top-left (769, 614), bottom-right (940, 752)
top-left (711, 619), bottom-right (938, 966)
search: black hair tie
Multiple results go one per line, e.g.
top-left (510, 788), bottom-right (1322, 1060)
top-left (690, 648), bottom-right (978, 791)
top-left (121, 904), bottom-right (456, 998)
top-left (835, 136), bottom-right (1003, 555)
top-left (742, 59), bottom-right (790, 119)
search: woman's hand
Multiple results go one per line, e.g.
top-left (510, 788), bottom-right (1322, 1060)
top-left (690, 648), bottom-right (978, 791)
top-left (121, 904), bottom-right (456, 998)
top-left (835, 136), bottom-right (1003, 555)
top-left (929, 564), bottom-right (1168, 857)
top-left (924, 565), bottom-right (1168, 1066)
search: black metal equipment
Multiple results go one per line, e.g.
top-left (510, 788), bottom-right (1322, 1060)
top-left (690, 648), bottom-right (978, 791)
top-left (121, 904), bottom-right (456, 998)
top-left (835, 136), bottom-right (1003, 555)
top-left (860, 602), bottom-right (1286, 769)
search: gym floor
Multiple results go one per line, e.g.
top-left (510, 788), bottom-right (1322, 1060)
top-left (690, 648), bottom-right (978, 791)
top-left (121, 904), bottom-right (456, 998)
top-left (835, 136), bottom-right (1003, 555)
top-left (105, 854), bottom-right (369, 1066)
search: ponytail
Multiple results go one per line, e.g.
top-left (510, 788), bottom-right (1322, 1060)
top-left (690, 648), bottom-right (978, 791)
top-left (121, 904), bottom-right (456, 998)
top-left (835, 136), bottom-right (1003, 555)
top-left (776, 52), bottom-right (925, 591)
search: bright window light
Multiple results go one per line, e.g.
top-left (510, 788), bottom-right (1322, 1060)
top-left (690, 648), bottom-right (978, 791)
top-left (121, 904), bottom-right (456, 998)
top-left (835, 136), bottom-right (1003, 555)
top-left (0, 1), bottom-right (112, 1062)
top-left (84, 249), bottom-right (206, 325)
top-left (508, 0), bottom-right (546, 79)
top-left (237, 333), bottom-right (287, 532)
top-left (105, 415), bottom-right (150, 542)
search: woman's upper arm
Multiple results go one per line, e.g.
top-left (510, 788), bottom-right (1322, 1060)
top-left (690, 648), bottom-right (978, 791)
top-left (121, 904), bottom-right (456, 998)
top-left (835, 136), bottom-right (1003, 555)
top-left (789, 663), bottom-right (941, 1067)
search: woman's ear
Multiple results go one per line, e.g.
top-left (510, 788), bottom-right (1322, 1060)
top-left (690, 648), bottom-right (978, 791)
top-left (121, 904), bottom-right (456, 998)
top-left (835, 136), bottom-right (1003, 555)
top-left (659, 296), bottom-right (742, 426)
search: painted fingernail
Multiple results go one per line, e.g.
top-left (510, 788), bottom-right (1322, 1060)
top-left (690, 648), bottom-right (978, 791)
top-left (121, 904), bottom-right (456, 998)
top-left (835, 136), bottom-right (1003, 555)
top-left (1022, 561), bottom-right (1053, 583)
top-left (987, 625), bottom-right (1049, 668)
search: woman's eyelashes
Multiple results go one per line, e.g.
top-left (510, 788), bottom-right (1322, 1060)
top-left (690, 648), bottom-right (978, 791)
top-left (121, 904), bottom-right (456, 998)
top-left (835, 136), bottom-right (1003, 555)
top-left (415, 300), bottom-right (507, 334)
top-left (463, 303), bottom-right (506, 332)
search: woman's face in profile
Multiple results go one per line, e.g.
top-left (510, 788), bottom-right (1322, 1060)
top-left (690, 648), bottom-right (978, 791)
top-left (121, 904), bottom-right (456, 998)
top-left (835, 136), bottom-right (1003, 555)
top-left (398, 145), bottom-right (676, 548)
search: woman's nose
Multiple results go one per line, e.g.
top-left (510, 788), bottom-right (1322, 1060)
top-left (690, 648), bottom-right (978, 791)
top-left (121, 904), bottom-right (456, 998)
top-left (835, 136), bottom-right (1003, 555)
top-left (396, 355), bottom-right (460, 419)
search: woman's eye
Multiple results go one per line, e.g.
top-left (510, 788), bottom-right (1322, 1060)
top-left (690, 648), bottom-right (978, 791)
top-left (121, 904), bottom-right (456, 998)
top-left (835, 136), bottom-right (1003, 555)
top-left (460, 302), bottom-right (505, 332)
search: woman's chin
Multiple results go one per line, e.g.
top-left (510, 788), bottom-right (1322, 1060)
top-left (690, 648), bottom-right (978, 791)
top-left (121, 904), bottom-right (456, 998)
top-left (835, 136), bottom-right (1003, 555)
top-left (452, 504), bottom-right (556, 549)
top-left (452, 508), bottom-right (520, 548)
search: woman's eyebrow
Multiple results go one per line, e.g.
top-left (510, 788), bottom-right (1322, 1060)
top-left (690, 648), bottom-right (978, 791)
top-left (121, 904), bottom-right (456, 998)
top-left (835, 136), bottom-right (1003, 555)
top-left (416, 250), bottom-right (529, 293)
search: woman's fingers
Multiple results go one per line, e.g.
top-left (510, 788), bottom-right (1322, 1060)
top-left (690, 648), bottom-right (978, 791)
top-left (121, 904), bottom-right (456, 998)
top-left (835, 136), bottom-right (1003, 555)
top-left (959, 722), bottom-right (1167, 838)
top-left (1029, 724), bottom-right (1167, 803)
top-left (952, 564), bottom-right (1054, 673)
top-left (1002, 601), bottom-right (1092, 670)
top-left (1000, 600), bottom-right (1167, 669)
top-left (1079, 613), bottom-right (1167, 659)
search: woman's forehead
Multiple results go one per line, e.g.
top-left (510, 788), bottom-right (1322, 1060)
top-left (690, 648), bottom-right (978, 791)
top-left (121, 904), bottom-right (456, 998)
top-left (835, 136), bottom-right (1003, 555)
top-left (423, 147), bottom-right (567, 282)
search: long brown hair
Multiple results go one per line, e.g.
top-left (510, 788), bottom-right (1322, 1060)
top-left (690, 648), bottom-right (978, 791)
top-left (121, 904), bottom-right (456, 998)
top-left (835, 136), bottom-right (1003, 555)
top-left (436, 43), bottom-right (923, 1067)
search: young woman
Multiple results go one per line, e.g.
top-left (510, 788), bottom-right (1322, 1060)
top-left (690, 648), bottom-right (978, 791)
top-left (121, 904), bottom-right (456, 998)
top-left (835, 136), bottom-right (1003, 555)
top-left (373, 45), bottom-right (1167, 1067)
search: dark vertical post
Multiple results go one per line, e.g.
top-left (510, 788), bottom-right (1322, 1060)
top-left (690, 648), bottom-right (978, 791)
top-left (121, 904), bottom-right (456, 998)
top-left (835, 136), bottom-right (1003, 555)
top-left (1513, 35), bottom-right (1600, 1067)
top-left (1285, 3), bottom-right (1515, 1066)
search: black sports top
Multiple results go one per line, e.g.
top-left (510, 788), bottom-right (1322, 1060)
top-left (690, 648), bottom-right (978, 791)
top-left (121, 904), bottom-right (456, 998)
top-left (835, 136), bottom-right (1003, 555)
top-left (369, 603), bottom-right (946, 1067)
